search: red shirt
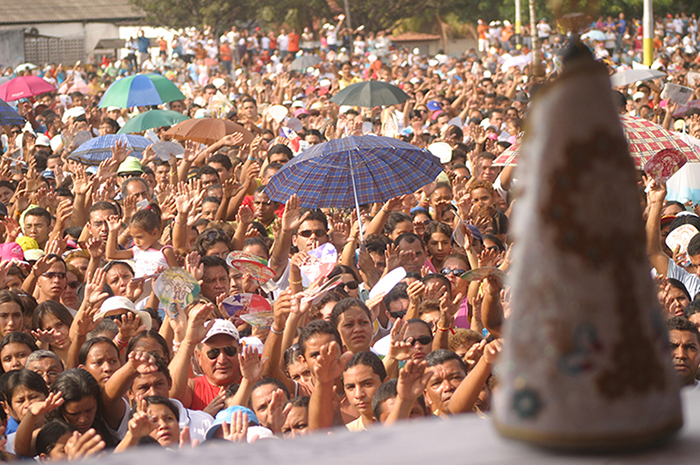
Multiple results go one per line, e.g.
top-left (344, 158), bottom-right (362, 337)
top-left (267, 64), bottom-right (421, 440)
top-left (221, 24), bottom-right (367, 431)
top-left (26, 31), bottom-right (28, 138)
top-left (288, 33), bottom-right (300, 53)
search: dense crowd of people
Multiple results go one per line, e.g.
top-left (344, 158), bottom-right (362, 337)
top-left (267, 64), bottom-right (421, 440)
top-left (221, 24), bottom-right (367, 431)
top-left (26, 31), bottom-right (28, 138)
top-left (0, 10), bottom-right (698, 460)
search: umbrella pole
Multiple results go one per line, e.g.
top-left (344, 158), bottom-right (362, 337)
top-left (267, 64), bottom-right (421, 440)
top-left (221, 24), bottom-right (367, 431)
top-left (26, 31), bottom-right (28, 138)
top-left (349, 149), bottom-right (365, 246)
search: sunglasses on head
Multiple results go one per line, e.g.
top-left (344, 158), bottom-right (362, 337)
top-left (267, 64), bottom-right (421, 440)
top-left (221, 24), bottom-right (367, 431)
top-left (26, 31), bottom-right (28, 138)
top-left (297, 229), bottom-right (327, 238)
top-left (343, 281), bottom-right (359, 290)
top-left (441, 268), bottom-right (466, 277)
top-left (206, 345), bottom-right (237, 359)
top-left (388, 310), bottom-right (407, 319)
top-left (407, 335), bottom-right (433, 345)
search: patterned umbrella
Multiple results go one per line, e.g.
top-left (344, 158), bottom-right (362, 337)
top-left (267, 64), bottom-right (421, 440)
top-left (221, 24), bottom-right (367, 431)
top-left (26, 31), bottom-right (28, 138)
top-left (69, 134), bottom-right (151, 165)
top-left (98, 74), bottom-right (185, 108)
top-left (0, 99), bottom-right (25, 126)
top-left (266, 135), bottom-right (443, 209)
top-left (164, 118), bottom-right (254, 145)
top-left (494, 115), bottom-right (700, 168)
top-left (330, 81), bottom-right (410, 108)
top-left (0, 76), bottom-right (55, 101)
top-left (117, 110), bottom-right (189, 134)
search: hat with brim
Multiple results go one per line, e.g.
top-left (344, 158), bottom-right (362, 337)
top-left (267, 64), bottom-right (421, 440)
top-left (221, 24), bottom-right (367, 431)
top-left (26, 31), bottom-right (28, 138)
top-left (205, 406), bottom-right (263, 441)
top-left (117, 156), bottom-right (143, 174)
top-left (96, 296), bottom-right (152, 330)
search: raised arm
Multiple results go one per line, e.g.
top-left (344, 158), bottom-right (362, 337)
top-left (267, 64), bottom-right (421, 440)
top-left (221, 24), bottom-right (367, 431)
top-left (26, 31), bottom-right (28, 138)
top-left (269, 194), bottom-right (308, 279)
top-left (646, 180), bottom-right (670, 276)
top-left (168, 303), bottom-right (214, 408)
top-left (448, 339), bottom-right (501, 414)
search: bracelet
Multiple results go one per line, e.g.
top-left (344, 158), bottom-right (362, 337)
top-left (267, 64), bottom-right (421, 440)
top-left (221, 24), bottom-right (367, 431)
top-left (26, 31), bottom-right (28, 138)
top-left (172, 341), bottom-right (181, 353)
top-left (114, 335), bottom-right (128, 347)
top-left (436, 324), bottom-right (455, 334)
top-left (270, 326), bottom-right (284, 335)
top-left (290, 278), bottom-right (302, 285)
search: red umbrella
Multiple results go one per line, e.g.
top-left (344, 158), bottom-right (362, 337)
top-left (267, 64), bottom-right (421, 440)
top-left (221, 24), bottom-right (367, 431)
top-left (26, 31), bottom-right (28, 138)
top-left (495, 115), bottom-right (700, 168)
top-left (0, 76), bottom-right (56, 101)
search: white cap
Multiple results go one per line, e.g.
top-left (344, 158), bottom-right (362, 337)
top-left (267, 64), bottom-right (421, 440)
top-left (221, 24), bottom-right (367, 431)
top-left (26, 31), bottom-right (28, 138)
top-left (35, 134), bottom-right (51, 147)
top-left (106, 106), bottom-right (121, 113)
top-left (633, 91), bottom-right (646, 101)
top-left (62, 106), bottom-right (85, 124)
top-left (291, 100), bottom-right (305, 108)
top-left (96, 296), bottom-right (152, 330)
top-left (202, 319), bottom-right (239, 344)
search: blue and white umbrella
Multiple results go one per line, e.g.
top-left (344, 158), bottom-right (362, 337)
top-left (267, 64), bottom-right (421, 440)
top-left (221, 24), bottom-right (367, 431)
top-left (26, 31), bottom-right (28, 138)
top-left (0, 99), bottom-right (25, 126)
top-left (69, 134), bottom-right (151, 165)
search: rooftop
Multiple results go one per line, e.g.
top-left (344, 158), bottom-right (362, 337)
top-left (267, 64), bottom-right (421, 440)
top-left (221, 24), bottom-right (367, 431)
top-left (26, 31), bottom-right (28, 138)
top-left (0, 0), bottom-right (144, 25)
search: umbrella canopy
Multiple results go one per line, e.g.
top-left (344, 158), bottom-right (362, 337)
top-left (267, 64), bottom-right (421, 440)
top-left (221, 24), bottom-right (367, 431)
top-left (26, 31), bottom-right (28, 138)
top-left (98, 74), bottom-right (186, 108)
top-left (581, 30), bottom-right (606, 42)
top-left (164, 118), bottom-right (254, 145)
top-left (69, 134), bottom-right (151, 165)
top-left (494, 115), bottom-right (700, 168)
top-left (501, 54), bottom-right (532, 71)
top-left (610, 69), bottom-right (666, 88)
top-left (0, 76), bottom-right (55, 101)
top-left (0, 99), bottom-right (25, 126)
top-left (14, 63), bottom-right (37, 74)
top-left (290, 55), bottom-right (323, 71)
top-left (118, 110), bottom-right (189, 134)
top-left (330, 81), bottom-right (410, 108)
top-left (266, 135), bottom-right (444, 209)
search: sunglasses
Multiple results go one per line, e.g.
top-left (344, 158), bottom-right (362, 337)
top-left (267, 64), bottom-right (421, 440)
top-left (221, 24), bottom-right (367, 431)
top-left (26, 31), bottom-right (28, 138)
top-left (42, 272), bottom-right (66, 280)
top-left (407, 335), bottom-right (433, 346)
top-left (67, 280), bottom-right (80, 289)
top-left (343, 281), bottom-right (359, 290)
top-left (298, 229), bottom-right (327, 238)
top-left (206, 345), bottom-right (237, 359)
top-left (441, 268), bottom-right (466, 277)
top-left (388, 310), bottom-right (406, 319)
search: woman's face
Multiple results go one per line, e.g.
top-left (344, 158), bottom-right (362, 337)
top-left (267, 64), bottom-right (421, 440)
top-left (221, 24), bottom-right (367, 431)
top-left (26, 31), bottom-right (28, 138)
top-left (67, 257), bottom-right (89, 276)
top-left (42, 313), bottom-right (71, 351)
top-left (337, 307), bottom-right (373, 354)
top-left (1, 342), bottom-right (32, 372)
top-left (105, 265), bottom-right (134, 297)
top-left (205, 241), bottom-right (230, 259)
top-left (61, 271), bottom-right (80, 310)
top-left (148, 403), bottom-right (180, 447)
top-left (10, 386), bottom-right (47, 422)
top-left (340, 273), bottom-right (359, 299)
top-left (405, 322), bottom-right (433, 360)
top-left (0, 301), bottom-right (23, 337)
top-left (81, 342), bottom-right (121, 387)
top-left (412, 213), bottom-right (430, 237)
top-left (42, 432), bottom-right (72, 461)
top-left (427, 232), bottom-right (452, 266)
top-left (441, 257), bottom-right (469, 297)
top-left (63, 396), bottom-right (97, 433)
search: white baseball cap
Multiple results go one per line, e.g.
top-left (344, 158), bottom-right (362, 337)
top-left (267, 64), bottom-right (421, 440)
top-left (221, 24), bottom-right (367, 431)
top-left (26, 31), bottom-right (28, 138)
top-left (96, 296), bottom-right (152, 330)
top-left (202, 319), bottom-right (239, 344)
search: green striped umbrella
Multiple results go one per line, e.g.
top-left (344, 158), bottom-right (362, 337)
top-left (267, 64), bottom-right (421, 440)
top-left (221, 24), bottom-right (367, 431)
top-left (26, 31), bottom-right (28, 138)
top-left (117, 110), bottom-right (189, 134)
top-left (98, 74), bottom-right (185, 108)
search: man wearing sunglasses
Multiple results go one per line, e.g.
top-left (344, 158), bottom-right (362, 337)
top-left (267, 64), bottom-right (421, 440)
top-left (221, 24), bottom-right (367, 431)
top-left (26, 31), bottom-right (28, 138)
top-left (268, 194), bottom-right (331, 293)
top-left (171, 311), bottom-right (242, 412)
top-left (23, 254), bottom-right (68, 304)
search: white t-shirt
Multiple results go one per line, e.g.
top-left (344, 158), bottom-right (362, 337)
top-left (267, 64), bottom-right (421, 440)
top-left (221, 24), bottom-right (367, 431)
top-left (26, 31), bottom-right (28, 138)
top-left (171, 398), bottom-right (213, 442)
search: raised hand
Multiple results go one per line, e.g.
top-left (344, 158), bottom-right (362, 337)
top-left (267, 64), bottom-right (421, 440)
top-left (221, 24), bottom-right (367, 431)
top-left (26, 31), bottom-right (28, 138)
top-left (28, 391), bottom-right (64, 417)
top-left (30, 254), bottom-right (59, 278)
top-left (64, 429), bottom-right (105, 461)
top-left (185, 251), bottom-right (204, 280)
top-left (127, 350), bottom-right (157, 374)
top-left (313, 341), bottom-right (351, 385)
top-left (116, 312), bottom-right (147, 342)
top-left (237, 204), bottom-right (254, 225)
top-left (106, 215), bottom-right (122, 233)
top-left (239, 344), bottom-right (268, 382)
top-left (111, 140), bottom-right (129, 165)
top-left (31, 328), bottom-right (60, 345)
top-left (221, 411), bottom-right (249, 443)
top-left (184, 303), bottom-right (215, 345)
top-left (384, 243), bottom-right (400, 271)
top-left (482, 338), bottom-right (502, 365)
top-left (397, 359), bottom-right (431, 401)
top-left (406, 280), bottom-right (425, 307)
top-left (127, 411), bottom-right (156, 439)
top-left (387, 318), bottom-right (413, 361)
top-left (281, 194), bottom-right (309, 233)
top-left (86, 238), bottom-right (105, 260)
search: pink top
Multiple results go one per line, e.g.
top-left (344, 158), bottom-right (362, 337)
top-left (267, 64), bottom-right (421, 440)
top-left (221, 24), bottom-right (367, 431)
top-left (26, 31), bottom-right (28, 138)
top-left (133, 245), bottom-right (172, 278)
top-left (453, 296), bottom-right (471, 329)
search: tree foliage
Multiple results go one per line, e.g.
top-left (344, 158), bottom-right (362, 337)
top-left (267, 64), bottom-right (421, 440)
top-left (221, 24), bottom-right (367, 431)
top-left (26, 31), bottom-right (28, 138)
top-left (130, 0), bottom-right (700, 35)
